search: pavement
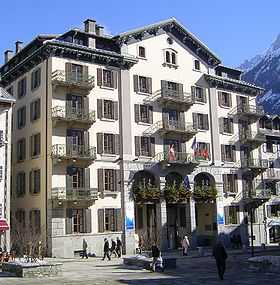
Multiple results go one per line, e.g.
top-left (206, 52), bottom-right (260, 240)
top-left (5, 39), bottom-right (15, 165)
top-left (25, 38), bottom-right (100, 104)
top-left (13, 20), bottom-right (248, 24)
top-left (0, 249), bottom-right (279, 285)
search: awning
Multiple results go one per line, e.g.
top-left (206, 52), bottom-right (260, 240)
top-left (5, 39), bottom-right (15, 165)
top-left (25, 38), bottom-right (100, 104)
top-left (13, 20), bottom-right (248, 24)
top-left (0, 219), bottom-right (9, 232)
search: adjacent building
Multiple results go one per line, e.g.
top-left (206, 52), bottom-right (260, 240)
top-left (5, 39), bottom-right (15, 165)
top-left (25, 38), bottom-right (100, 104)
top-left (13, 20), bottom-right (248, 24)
top-left (1, 18), bottom-right (279, 257)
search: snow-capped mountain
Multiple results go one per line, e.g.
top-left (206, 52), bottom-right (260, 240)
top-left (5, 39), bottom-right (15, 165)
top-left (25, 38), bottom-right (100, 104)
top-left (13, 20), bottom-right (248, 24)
top-left (239, 34), bottom-right (280, 115)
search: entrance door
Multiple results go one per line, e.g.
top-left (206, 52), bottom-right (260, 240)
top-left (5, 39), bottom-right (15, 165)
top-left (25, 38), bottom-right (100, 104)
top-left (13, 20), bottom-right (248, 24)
top-left (167, 205), bottom-right (178, 249)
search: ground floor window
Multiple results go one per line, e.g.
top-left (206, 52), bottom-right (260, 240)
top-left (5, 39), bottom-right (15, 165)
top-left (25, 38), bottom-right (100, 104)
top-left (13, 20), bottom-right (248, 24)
top-left (267, 204), bottom-right (280, 218)
top-left (98, 208), bottom-right (122, 233)
top-left (65, 208), bottom-right (91, 234)
top-left (224, 206), bottom-right (240, 225)
top-left (269, 226), bottom-right (280, 243)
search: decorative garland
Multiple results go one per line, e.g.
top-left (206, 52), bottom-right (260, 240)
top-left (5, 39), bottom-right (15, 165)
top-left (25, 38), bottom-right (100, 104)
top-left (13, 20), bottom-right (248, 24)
top-left (164, 183), bottom-right (192, 203)
top-left (132, 184), bottom-right (160, 203)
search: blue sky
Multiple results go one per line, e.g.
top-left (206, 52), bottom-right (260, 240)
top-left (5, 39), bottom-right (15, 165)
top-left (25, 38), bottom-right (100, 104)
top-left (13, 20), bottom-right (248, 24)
top-left (0, 0), bottom-right (279, 67)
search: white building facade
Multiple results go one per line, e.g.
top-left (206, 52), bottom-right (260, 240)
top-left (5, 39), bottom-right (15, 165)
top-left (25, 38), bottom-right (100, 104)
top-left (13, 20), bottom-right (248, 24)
top-left (1, 18), bottom-right (279, 257)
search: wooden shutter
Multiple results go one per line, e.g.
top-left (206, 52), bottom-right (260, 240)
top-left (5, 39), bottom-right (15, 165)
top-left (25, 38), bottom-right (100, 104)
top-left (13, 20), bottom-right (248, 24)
top-left (82, 65), bottom-right (88, 82)
top-left (66, 173), bottom-right (72, 189)
top-left (112, 70), bottom-right (118, 89)
top-left (84, 209), bottom-right (92, 233)
top-left (219, 118), bottom-right (224, 134)
top-left (98, 209), bottom-right (105, 233)
top-left (29, 170), bottom-right (34, 193)
top-left (30, 102), bottom-right (34, 121)
top-left (83, 96), bottom-right (89, 115)
top-left (114, 134), bottom-right (120, 155)
top-left (228, 93), bottom-right (232, 107)
top-left (161, 80), bottom-right (168, 95)
top-left (224, 206), bottom-right (229, 225)
top-left (115, 170), bottom-right (121, 192)
top-left (22, 139), bottom-right (26, 160)
top-left (97, 68), bottom-right (103, 86)
top-left (65, 209), bottom-right (73, 234)
top-left (162, 109), bottom-right (169, 127)
top-left (135, 136), bottom-right (141, 156)
top-left (148, 106), bottom-right (153, 124)
top-left (134, 104), bottom-right (140, 123)
top-left (178, 83), bottom-right (184, 97)
top-left (97, 99), bottom-right (103, 119)
top-left (115, 209), bottom-right (122, 232)
top-left (97, 133), bottom-right (104, 154)
top-left (191, 86), bottom-right (196, 100)
top-left (65, 63), bottom-right (72, 81)
top-left (84, 131), bottom-right (89, 154)
top-left (218, 91), bottom-right (222, 107)
top-left (192, 113), bottom-right (198, 129)
top-left (98, 168), bottom-right (104, 195)
top-left (221, 145), bottom-right (225, 161)
top-left (150, 137), bottom-right (155, 157)
top-left (113, 102), bottom-right (119, 120)
top-left (66, 135), bottom-right (73, 156)
top-left (206, 143), bottom-right (211, 160)
top-left (85, 168), bottom-right (90, 189)
top-left (234, 174), bottom-right (238, 193)
top-left (179, 111), bottom-right (185, 130)
top-left (30, 135), bottom-right (34, 157)
top-left (133, 75), bottom-right (139, 92)
top-left (203, 114), bottom-right (209, 130)
top-left (147, 77), bottom-right (152, 94)
top-left (22, 107), bottom-right (26, 127)
top-left (222, 174), bottom-right (228, 194)
top-left (232, 145), bottom-right (236, 162)
top-left (230, 118), bottom-right (234, 134)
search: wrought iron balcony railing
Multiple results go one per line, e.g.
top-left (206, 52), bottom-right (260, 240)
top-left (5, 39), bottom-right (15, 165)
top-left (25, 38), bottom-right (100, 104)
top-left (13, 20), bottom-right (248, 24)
top-left (52, 70), bottom-right (95, 90)
top-left (243, 183), bottom-right (271, 200)
top-left (52, 106), bottom-right (96, 124)
top-left (241, 158), bottom-right (268, 169)
top-left (51, 187), bottom-right (98, 201)
top-left (154, 151), bottom-right (199, 165)
top-left (263, 169), bottom-right (280, 181)
top-left (52, 144), bottom-right (96, 160)
top-left (229, 104), bottom-right (264, 118)
top-left (239, 130), bottom-right (266, 144)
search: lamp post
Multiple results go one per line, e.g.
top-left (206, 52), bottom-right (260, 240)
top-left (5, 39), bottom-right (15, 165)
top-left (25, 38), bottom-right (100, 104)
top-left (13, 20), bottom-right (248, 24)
top-left (249, 204), bottom-right (255, 257)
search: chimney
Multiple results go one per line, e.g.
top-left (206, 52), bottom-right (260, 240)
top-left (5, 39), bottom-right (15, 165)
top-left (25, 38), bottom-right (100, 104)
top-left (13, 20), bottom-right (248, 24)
top-left (84, 19), bottom-right (96, 34)
top-left (15, 41), bottom-right (23, 53)
top-left (4, 50), bottom-right (13, 63)
top-left (96, 25), bottom-right (104, 37)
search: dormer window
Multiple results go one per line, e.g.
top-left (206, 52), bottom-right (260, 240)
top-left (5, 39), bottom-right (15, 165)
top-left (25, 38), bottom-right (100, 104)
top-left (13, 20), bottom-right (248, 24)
top-left (164, 49), bottom-right (177, 67)
top-left (138, 46), bottom-right (146, 58)
top-left (194, 60), bottom-right (201, 71)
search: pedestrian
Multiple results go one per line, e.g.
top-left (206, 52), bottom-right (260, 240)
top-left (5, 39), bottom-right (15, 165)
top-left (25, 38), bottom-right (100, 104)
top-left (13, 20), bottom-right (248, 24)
top-left (151, 243), bottom-right (160, 272)
top-left (138, 235), bottom-right (144, 255)
top-left (82, 238), bottom-right (88, 259)
top-left (116, 237), bottom-right (122, 258)
top-left (213, 240), bottom-right (228, 280)
top-left (181, 235), bottom-right (190, 256)
top-left (110, 238), bottom-right (117, 257)
top-left (102, 238), bottom-right (111, 261)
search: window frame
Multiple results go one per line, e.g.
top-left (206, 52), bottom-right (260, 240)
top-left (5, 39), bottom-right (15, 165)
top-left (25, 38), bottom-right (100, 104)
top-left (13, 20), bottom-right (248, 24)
top-left (17, 106), bottom-right (26, 129)
top-left (31, 68), bottom-right (41, 91)
top-left (138, 46), bottom-right (146, 59)
top-left (194, 60), bottom-right (201, 71)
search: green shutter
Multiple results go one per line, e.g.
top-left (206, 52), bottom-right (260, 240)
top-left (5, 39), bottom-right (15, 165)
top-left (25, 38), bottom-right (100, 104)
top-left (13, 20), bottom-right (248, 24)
top-left (98, 209), bottom-right (105, 233)
top-left (65, 209), bottom-right (73, 234)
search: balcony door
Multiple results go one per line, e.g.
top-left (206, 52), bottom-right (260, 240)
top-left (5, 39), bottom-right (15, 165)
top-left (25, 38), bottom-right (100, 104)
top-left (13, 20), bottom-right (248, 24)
top-left (67, 167), bottom-right (85, 189)
top-left (70, 64), bottom-right (83, 82)
top-left (66, 94), bottom-right (83, 116)
top-left (66, 129), bottom-right (89, 155)
top-left (163, 108), bottom-right (185, 129)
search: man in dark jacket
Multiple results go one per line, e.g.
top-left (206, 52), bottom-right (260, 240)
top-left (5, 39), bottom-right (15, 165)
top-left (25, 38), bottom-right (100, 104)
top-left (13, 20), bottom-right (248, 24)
top-left (116, 237), bottom-right (122, 258)
top-left (213, 241), bottom-right (228, 280)
top-left (110, 239), bottom-right (117, 257)
top-left (151, 243), bottom-right (160, 272)
top-left (102, 238), bottom-right (111, 261)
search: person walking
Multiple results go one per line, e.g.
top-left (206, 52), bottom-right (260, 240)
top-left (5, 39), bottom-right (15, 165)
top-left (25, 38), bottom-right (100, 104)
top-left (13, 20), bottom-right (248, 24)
top-left (116, 237), bottom-right (122, 258)
top-left (102, 238), bottom-right (111, 261)
top-left (213, 240), bottom-right (228, 280)
top-left (181, 235), bottom-right (190, 256)
top-left (82, 238), bottom-right (88, 259)
top-left (151, 243), bottom-right (160, 272)
top-left (110, 238), bottom-right (117, 257)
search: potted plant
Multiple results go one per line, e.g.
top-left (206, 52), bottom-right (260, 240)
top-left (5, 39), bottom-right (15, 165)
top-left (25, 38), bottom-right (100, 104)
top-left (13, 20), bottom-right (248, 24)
top-left (193, 185), bottom-right (218, 202)
top-left (132, 183), bottom-right (160, 203)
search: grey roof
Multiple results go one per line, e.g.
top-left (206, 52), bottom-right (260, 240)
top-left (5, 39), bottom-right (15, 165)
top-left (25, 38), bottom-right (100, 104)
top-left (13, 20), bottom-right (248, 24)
top-left (0, 87), bottom-right (16, 103)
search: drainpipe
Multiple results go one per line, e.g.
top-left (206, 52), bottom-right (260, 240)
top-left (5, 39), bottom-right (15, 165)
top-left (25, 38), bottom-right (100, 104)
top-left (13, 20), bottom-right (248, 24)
top-left (208, 87), bottom-right (215, 165)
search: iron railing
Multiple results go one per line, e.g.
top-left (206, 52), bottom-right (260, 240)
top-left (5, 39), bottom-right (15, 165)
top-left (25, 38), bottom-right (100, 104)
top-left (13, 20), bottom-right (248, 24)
top-left (241, 158), bottom-right (268, 169)
top-left (229, 104), bottom-right (264, 117)
top-left (243, 182), bottom-right (271, 200)
top-left (52, 106), bottom-right (96, 124)
top-left (154, 151), bottom-right (198, 164)
top-left (239, 130), bottom-right (266, 143)
top-left (264, 169), bottom-right (280, 180)
top-left (52, 144), bottom-right (96, 160)
top-left (52, 70), bottom-right (95, 89)
top-left (51, 187), bottom-right (98, 201)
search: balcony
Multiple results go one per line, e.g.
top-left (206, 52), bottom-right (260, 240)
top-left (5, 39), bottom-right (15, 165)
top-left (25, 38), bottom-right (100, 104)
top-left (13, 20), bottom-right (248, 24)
top-left (144, 88), bottom-right (194, 111)
top-left (259, 127), bottom-right (280, 137)
top-left (154, 152), bottom-right (199, 166)
top-left (51, 187), bottom-right (98, 201)
top-left (228, 104), bottom-right (264, 119)
top-left (243, 182), bottom-right (271, 203)
top-left (52, 70), bottom-right (95, 92)
top-left (239, 130), bottom-right (266, 145)
top-left (52, 144), bottom-right (96, 163)
top-left (264, 169), bottom-right (280, 181)
top-left (144, 120), bottom-right (197, 140)
top-left (52, 106), bottom-right (96, 126)
top-left (241, 158), bottom-right (268, 171)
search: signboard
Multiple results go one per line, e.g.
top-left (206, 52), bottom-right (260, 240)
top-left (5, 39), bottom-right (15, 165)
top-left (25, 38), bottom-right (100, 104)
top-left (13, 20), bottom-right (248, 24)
top-left (125, 201), bottom-right (135, 230)
top-left (217, 203), bottom-right (224, 225)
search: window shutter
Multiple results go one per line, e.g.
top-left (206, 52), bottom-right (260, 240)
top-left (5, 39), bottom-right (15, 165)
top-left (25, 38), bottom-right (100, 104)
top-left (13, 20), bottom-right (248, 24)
top-left (179, 111), bottom-right (185, 130)
top-left (29, 170), bottom-right (34, 193)
top-left (228, 93), bottom-right (232, 107)
top-left (192, 113), bottom-right (198, 129)
top-left (98, 209), bottom-right (105, 233)
top-left (181, 141), bottom-right (186, 154)
top-left (221, 145), bottom-right (225, 161)
top-left (234, 175), bottom-right (238, 193)
top-left (97, 68), bottom-right (103, 86)
top-left (23, 107), bottom-right (26, 127)
top-left (30, 102), bottom-right (34, 121)
top-left (236, 207), bottom-right (240, 224)
top-left (222, 174), bottom-right (228, 194)
top-left (230, 119), bottom-right (234, 134)
top-left (218, 91), bottom-right (222, 107)
top-left (84, 131), bottom-right (89, 154)
top-left (162, 109), bottom-right (169, 127)
top-left (133, 75), bottom-right (139, 92)
top-left (66, 174), bottom-right (72, 189)
top-left (224, 207), bottom-right (229, 225)
top-left (65, 209), bottom-right (73, 234)
top-left (22, 139), bottom-right (26, 160)
top-left (97, 133), bottom-right (104, 154)
top-left (82, 65), bottom-right (89, 82)
top-left (267, 205), bottom-right (271, 218)
top-left (203, 114), bottom-right (209, 130)
top-left (84, 209), bottom-right (92, 233)
top-left (115, 209), bottom-right (122, 232)
top-left (97, 99), bottom-right (103, 119)
top-left (161, 80), bottom-right (168, 93)
top-left (191, 86), bottom-right (196, 100)
top-left (150, 137), bottom-right (155, 157)
top-left (115, 169), bottom-right (121, 192)
top-left (98, 169), bottom-right (104, 195)
top-left (135, 136), bottom-right (141, 156)
top-left (147, 77), bottom-right (152, 94)
top-left (148, 106), bottom-right (153, 124)
top-left (66, 135), bottom-right (73, 156)
top-left (30, 135), bottom-right (34, 157)
top-left (232, 145), bottom-right (236, 162)
top-left (85, 168), bottom-right (90, 189)
top-left (83, 96), bottom-right (89, 115)
top-left (134, 104), bottom-right (140, 123)
top-left (113, 102), bottom-right (119, 120)
top-left (114, 134), bottom-right (120, 155)
top-left (178, 83), bottom-right (184, 97)
top-left (219, 118), bottom-right (224, 134)
top-left (65, 63), bottom-right (72, 82)
top-left (206, 143), bottom-right (211, 160)
top-left (112, 70), bottom-right (118, 89)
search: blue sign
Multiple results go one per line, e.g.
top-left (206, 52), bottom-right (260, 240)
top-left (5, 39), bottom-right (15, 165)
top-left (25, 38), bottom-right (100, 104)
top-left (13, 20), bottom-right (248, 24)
top-left (217, 213), bottom-right (224, 225)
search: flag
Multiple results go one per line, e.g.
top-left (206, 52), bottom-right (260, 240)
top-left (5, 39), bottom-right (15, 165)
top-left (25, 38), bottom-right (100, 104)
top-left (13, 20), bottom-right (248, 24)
top-left (191, 137), bottom-right (197, 150)
top-left (183, 175), bottom-right (190, 190)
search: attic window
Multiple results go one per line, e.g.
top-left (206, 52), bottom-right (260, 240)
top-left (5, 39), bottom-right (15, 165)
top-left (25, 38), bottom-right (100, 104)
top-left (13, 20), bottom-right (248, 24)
top-left (164, 49), bottom-right (177, 67)
top-left (194, 60), bottom-right (200, 71)
top-left (138, 46), bottom-right (146, 58)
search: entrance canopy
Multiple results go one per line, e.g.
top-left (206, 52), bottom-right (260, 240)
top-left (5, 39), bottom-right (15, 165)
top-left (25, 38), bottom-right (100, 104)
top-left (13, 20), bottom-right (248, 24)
top-left (0, 219), bottom-right (9, 232)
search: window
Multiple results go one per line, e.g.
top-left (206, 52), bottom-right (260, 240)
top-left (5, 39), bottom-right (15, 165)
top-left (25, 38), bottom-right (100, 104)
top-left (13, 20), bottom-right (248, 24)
top-left (17, 138), bottom-right (26, 162)
top-left (220, 118), bottom-right (233, 134)
top-left (135, 104), bottom-right (152, 124)
top-left (133, 75), bottom-right (152, 94)
top-left (17, 106), bottom-right (26, 129)
top-left (104, 169), bottom-right (115, 192)
top-left (225, 206), bottom-right (239, 225)
top-left (221, 145), bottom-right (236, 162)
top-left (31, 68), bottom-right (41, 90)
top-left (223, 174), bottom-right (237, 194)
top-left (97, 99), bottom-right (118, 120)
top-left (218, 91), bottom-right (232, 107)
top-left (195, 142), bottom-right (211, 160)
top-left (30, 133), bottom-right (41, 157)
top-left (166, 51), bottom-right (170, 63)
top-left (29, 169), bottom-right (40, 194)
top-left (164, 49), bottom-right (177, 66)
top-left (30, 99), bottom-right (41, 122)
top-left (135, 136), bottom-right (155, 157)
top-left (104, 100), bottom-right (114, 119)
top-left (104, 134), bottom-right (114, 154)
top-left (98, 208), bottom-right (121, 232)
top-left (267, 205), bottom-right (280, 218)
top-left (193, 113), bottom-right (209, 130)
top-left (191, 86), bottom-right (206, 103)
top-left (97, 68), bottom-right (117, 89)
top-left (15, 209), bottom-right (26, 228)
top-left (66, 208), bottom-right (91, 234)
top-left (138, 46), bottom-right (146, 58)
top-left (16, 172), bottom-right (26, 197)
top-left (29, 209), bottom-right (41, 233)
top-left (73, 209), bottom-right (84, 233)
top-left (17, 77), bottom-right (27, 98)
top-left (194, 60), bottom-right (200, 71)
top-left (266, 141), bottom-right (274, 153)
top-left (103, 70), bottom-right (113, 87)
top-left (97, 133), bottom-right (119, 155)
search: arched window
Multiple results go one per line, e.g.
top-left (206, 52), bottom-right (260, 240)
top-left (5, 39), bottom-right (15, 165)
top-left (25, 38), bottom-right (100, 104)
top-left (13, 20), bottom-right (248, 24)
top-left (166, 51), bottom-right (170, 63)
top-left (171, 52), bottom-right (176, 65)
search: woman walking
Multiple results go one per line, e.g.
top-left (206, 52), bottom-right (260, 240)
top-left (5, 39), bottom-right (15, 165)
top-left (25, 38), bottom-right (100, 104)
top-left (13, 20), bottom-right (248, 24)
top-left (181, 235), bottom-right (190, 256)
